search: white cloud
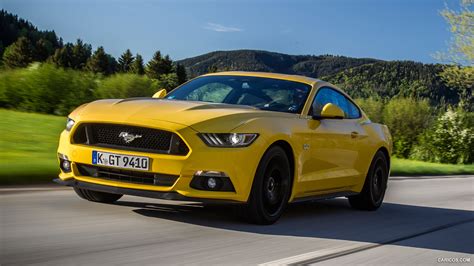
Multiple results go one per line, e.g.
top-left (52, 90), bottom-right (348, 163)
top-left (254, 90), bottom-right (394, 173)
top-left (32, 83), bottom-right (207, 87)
top-left (203, 22), bottom-right (243, 32)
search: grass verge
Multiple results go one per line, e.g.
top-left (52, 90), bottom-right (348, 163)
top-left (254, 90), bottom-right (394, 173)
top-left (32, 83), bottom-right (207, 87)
top-left (0, 109), bottom-right (64, 185)
top-left (391, 158), bottom-right (474, 176)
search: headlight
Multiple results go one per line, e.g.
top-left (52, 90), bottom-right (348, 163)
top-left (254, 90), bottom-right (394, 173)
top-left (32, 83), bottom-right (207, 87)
top-left (198, 133), bottom-right (258, 147)
top-left (65, 118), bottom-right (75, 131)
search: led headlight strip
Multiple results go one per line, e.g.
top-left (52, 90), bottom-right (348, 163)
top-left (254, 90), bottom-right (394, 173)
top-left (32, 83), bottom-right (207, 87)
top-left (198, 133), bottom-right (258, 147)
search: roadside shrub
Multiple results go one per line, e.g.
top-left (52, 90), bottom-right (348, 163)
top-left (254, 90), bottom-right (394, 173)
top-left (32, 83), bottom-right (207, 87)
top-left (0, 63), bottom-right (96, 115)
top-left (411, 108), bottom-right (474, 164)
top-left (95, 73), bottom-right (159, 99)
top-left (382, 98), bottom-right (433, 158)
top-left (158, 73), bottom-right (179, 91)
top-left (0, 68), bottom-right (26, 108)
top-left (354, 97), bottom-right (384, 123)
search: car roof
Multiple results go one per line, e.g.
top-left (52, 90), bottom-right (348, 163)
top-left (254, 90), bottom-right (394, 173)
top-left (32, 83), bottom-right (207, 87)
top-left (203, 71), bottom-right (320, 86)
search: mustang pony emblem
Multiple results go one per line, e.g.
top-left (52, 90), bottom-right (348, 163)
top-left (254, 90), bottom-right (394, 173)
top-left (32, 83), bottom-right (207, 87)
top-left (119, 132), bottom-right (142, 143)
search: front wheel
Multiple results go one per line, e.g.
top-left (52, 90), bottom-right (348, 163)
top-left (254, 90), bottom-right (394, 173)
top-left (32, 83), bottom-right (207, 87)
top-left (243, 146), bottom-right (292, 225)
top-left (73, 187), bottom-right (123, 203)
top-left (348, 150), bottom-right (389, 211)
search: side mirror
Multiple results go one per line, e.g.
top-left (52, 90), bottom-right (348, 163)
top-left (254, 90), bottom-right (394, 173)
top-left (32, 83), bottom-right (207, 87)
top-left (314, 103), bottom-right (345, 119)
top-left (152, 89), bottom-right (167, 99)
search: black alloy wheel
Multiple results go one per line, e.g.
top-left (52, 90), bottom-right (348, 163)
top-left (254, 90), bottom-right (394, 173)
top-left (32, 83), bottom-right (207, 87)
top-left (348, 150), bottom-right (389, 211)
top-left (244, 146), bottom-right (291, 225)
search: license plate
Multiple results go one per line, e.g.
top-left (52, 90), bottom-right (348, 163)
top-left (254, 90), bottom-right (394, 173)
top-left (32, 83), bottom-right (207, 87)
top-left (92, 151), bottom-right (150, 171)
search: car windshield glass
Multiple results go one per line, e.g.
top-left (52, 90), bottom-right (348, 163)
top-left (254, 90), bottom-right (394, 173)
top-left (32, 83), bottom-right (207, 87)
top-left (165, 75), bottom-right (311, 114)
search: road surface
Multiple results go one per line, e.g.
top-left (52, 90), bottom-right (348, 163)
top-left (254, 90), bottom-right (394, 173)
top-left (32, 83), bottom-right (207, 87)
top-left (1, 176), bottom-right (473, 265)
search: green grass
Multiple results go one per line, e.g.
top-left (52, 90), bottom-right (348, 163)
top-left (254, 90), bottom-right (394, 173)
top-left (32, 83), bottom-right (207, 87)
top-left (391, 158), bottom-right (474, 176)
top-left (0, 109), bottom-right (65, 185)
top-left (0, 109), bottom-right (472, 185)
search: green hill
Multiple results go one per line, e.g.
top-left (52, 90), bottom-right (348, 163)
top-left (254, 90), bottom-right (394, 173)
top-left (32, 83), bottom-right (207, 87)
top-left (178, 50), bottom-right (461, 105)
top-left (178, 49), bottom-right (379, 78)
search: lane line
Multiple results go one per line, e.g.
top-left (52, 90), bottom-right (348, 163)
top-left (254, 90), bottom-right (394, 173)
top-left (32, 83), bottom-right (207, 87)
top-left (390, 175), bottom-right (473, 181)
top-left (260, 218), bottom-right (474, 265)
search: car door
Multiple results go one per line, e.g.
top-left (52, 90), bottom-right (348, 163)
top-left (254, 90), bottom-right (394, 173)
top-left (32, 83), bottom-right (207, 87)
top-left (304, 87), bottom-right (364, 194)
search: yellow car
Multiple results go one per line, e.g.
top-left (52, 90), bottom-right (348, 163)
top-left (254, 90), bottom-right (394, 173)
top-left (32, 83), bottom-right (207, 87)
top-left (55, 71), bottom-right (392, 224)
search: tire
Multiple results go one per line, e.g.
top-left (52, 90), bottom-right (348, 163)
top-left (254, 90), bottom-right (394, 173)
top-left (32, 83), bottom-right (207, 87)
top-left (348, 150), bottom-right (389, 211)
top-left (73, 187), bottom-right (123, 203)
top-left (243, 146), bottom-right (292, 225)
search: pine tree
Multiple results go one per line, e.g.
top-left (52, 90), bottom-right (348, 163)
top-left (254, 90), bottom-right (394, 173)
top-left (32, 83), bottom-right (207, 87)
top-left (162, 55), bottom-right (173, 74)
top-left (2, 37), bottom-right (34, 68)
top-left (50, 43), bottom-right (74, 68)
top-left (146, 51), bottom-right (173, 79)
top-left (176, 63), bottom-right (187, 84)
top-left (118, 49), bottom-right (135, 73)
top-left (131, 54), bottom-right (145, 75)
top-left (107, 54), bottom-right (118, 74)
top-left (72, 39), bottom-right (92, 69)
top-left (86, 46), bottom-right (115, 75)
top-left (35, 38), bottom-right (54, 62)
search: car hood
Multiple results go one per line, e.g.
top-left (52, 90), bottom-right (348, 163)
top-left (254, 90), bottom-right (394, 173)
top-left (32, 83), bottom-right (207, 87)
top-left (71, 98), bottom-right (295, 132)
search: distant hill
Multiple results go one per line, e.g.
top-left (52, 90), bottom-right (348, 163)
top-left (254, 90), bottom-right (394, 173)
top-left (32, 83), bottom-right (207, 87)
top-left (323, 61), bottom-right (458, 103)
top-left (178, 50), bottom-right (379, 78)
top-left (178, 50), bottom-right (459, 104)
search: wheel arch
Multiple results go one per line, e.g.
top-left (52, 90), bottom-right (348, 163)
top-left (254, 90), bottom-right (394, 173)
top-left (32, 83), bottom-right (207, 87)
top-left (376, 146), bottom-right (391, 170)
top-left (267, 140), bottom-right (295, 196)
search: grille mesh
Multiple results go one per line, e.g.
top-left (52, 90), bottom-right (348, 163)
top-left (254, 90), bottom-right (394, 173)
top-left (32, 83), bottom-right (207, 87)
top-left (72, 123), bottom-right (189, 155)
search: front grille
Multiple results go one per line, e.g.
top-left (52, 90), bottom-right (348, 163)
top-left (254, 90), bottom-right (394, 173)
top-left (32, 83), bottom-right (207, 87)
top-left (72, 123), bottom-right (189, 155)
top-left (76, 164), bottom-right (179, 186)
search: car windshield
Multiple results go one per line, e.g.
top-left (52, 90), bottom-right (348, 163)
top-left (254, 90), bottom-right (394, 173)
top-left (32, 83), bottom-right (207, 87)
top-left (165, 75), bottom-right (311, 114)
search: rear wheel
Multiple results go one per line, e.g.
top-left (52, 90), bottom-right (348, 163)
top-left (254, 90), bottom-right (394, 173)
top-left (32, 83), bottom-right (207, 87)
top-left (243, 146), bottom-right (292, 225)
top-left (73, 187), bottom-right (123, 203)
top-left (348, 150), bottom-right (388, 210)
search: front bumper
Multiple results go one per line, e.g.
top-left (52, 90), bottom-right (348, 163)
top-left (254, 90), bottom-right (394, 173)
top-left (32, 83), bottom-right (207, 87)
top-left (57, 123), bottom-right (265, 203)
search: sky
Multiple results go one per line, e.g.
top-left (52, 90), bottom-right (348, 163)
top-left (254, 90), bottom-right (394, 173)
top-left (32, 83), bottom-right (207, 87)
top-left (2, 0), bottom-right (456, 63)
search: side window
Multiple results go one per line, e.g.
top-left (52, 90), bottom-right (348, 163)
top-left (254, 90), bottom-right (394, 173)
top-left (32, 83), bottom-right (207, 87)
top-left (311, 87), bottom-right (360, 119)
top-left (346, 99), bottom-right (361, 119)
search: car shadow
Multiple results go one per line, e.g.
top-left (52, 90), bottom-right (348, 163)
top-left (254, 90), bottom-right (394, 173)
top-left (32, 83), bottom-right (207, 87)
top-left (115, 199), bottom-right (474, 254)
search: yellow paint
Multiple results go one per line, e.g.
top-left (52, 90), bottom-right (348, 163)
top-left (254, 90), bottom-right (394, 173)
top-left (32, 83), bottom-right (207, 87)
top-left (58, 72), bottom-right (392, 203)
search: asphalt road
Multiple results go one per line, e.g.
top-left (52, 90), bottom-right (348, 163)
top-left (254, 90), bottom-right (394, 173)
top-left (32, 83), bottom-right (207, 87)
top-left (1, 176), bottom-right (473, 265)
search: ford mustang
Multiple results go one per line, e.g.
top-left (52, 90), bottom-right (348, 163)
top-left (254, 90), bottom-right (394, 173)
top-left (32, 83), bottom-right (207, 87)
top-left (55, 71), bottom-right (392, 224)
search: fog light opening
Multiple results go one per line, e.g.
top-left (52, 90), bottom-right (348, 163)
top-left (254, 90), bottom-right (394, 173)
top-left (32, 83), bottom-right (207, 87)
top-left (207, 177), bottom-right (217, 189)
top-left (190, 170), bottom-right (235, 192)
top-left (58, 153), bottom-right (72, 173)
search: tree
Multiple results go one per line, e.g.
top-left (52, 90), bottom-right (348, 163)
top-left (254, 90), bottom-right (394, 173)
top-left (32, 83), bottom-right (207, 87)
top-left (176, 63), bottom-right (187, 84)
top-left (50, 43), bottom-right (74, 68)
top-left (118, 49), bottom-right (135, 73)
top-left (107, 54), bottom-right (118, 74)
top-left (412, 108), bottom-right (474, 164)
top-left (437, 0), bottom-right (473, 110)
top-left (158, 73), bottom-right (179, 91)
top-left (131, 54), bottom-right (145, 75)
top-left (208, 64), bottom-right (218, 73)
top-left (50, 39), bottom-right (91, 69)
top-left (354, 97), bottom-right (384, 123)
top-left (146, 51), bottom-right (173, 79)
top-left (71, 39), bottom-right (91, 69)
top-left (86, 46), bottom-right (116, 75)
top-left (34, 38), bottom-right (54, 61)
top-left (382, 98), bottom-right (433, 158)
top-left (2, 37), bottom-right (34, 68)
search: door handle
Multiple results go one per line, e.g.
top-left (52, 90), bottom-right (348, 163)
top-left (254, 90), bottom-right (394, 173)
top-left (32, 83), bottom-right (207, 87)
top-left (351, 131), bottom-right (359, 138)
